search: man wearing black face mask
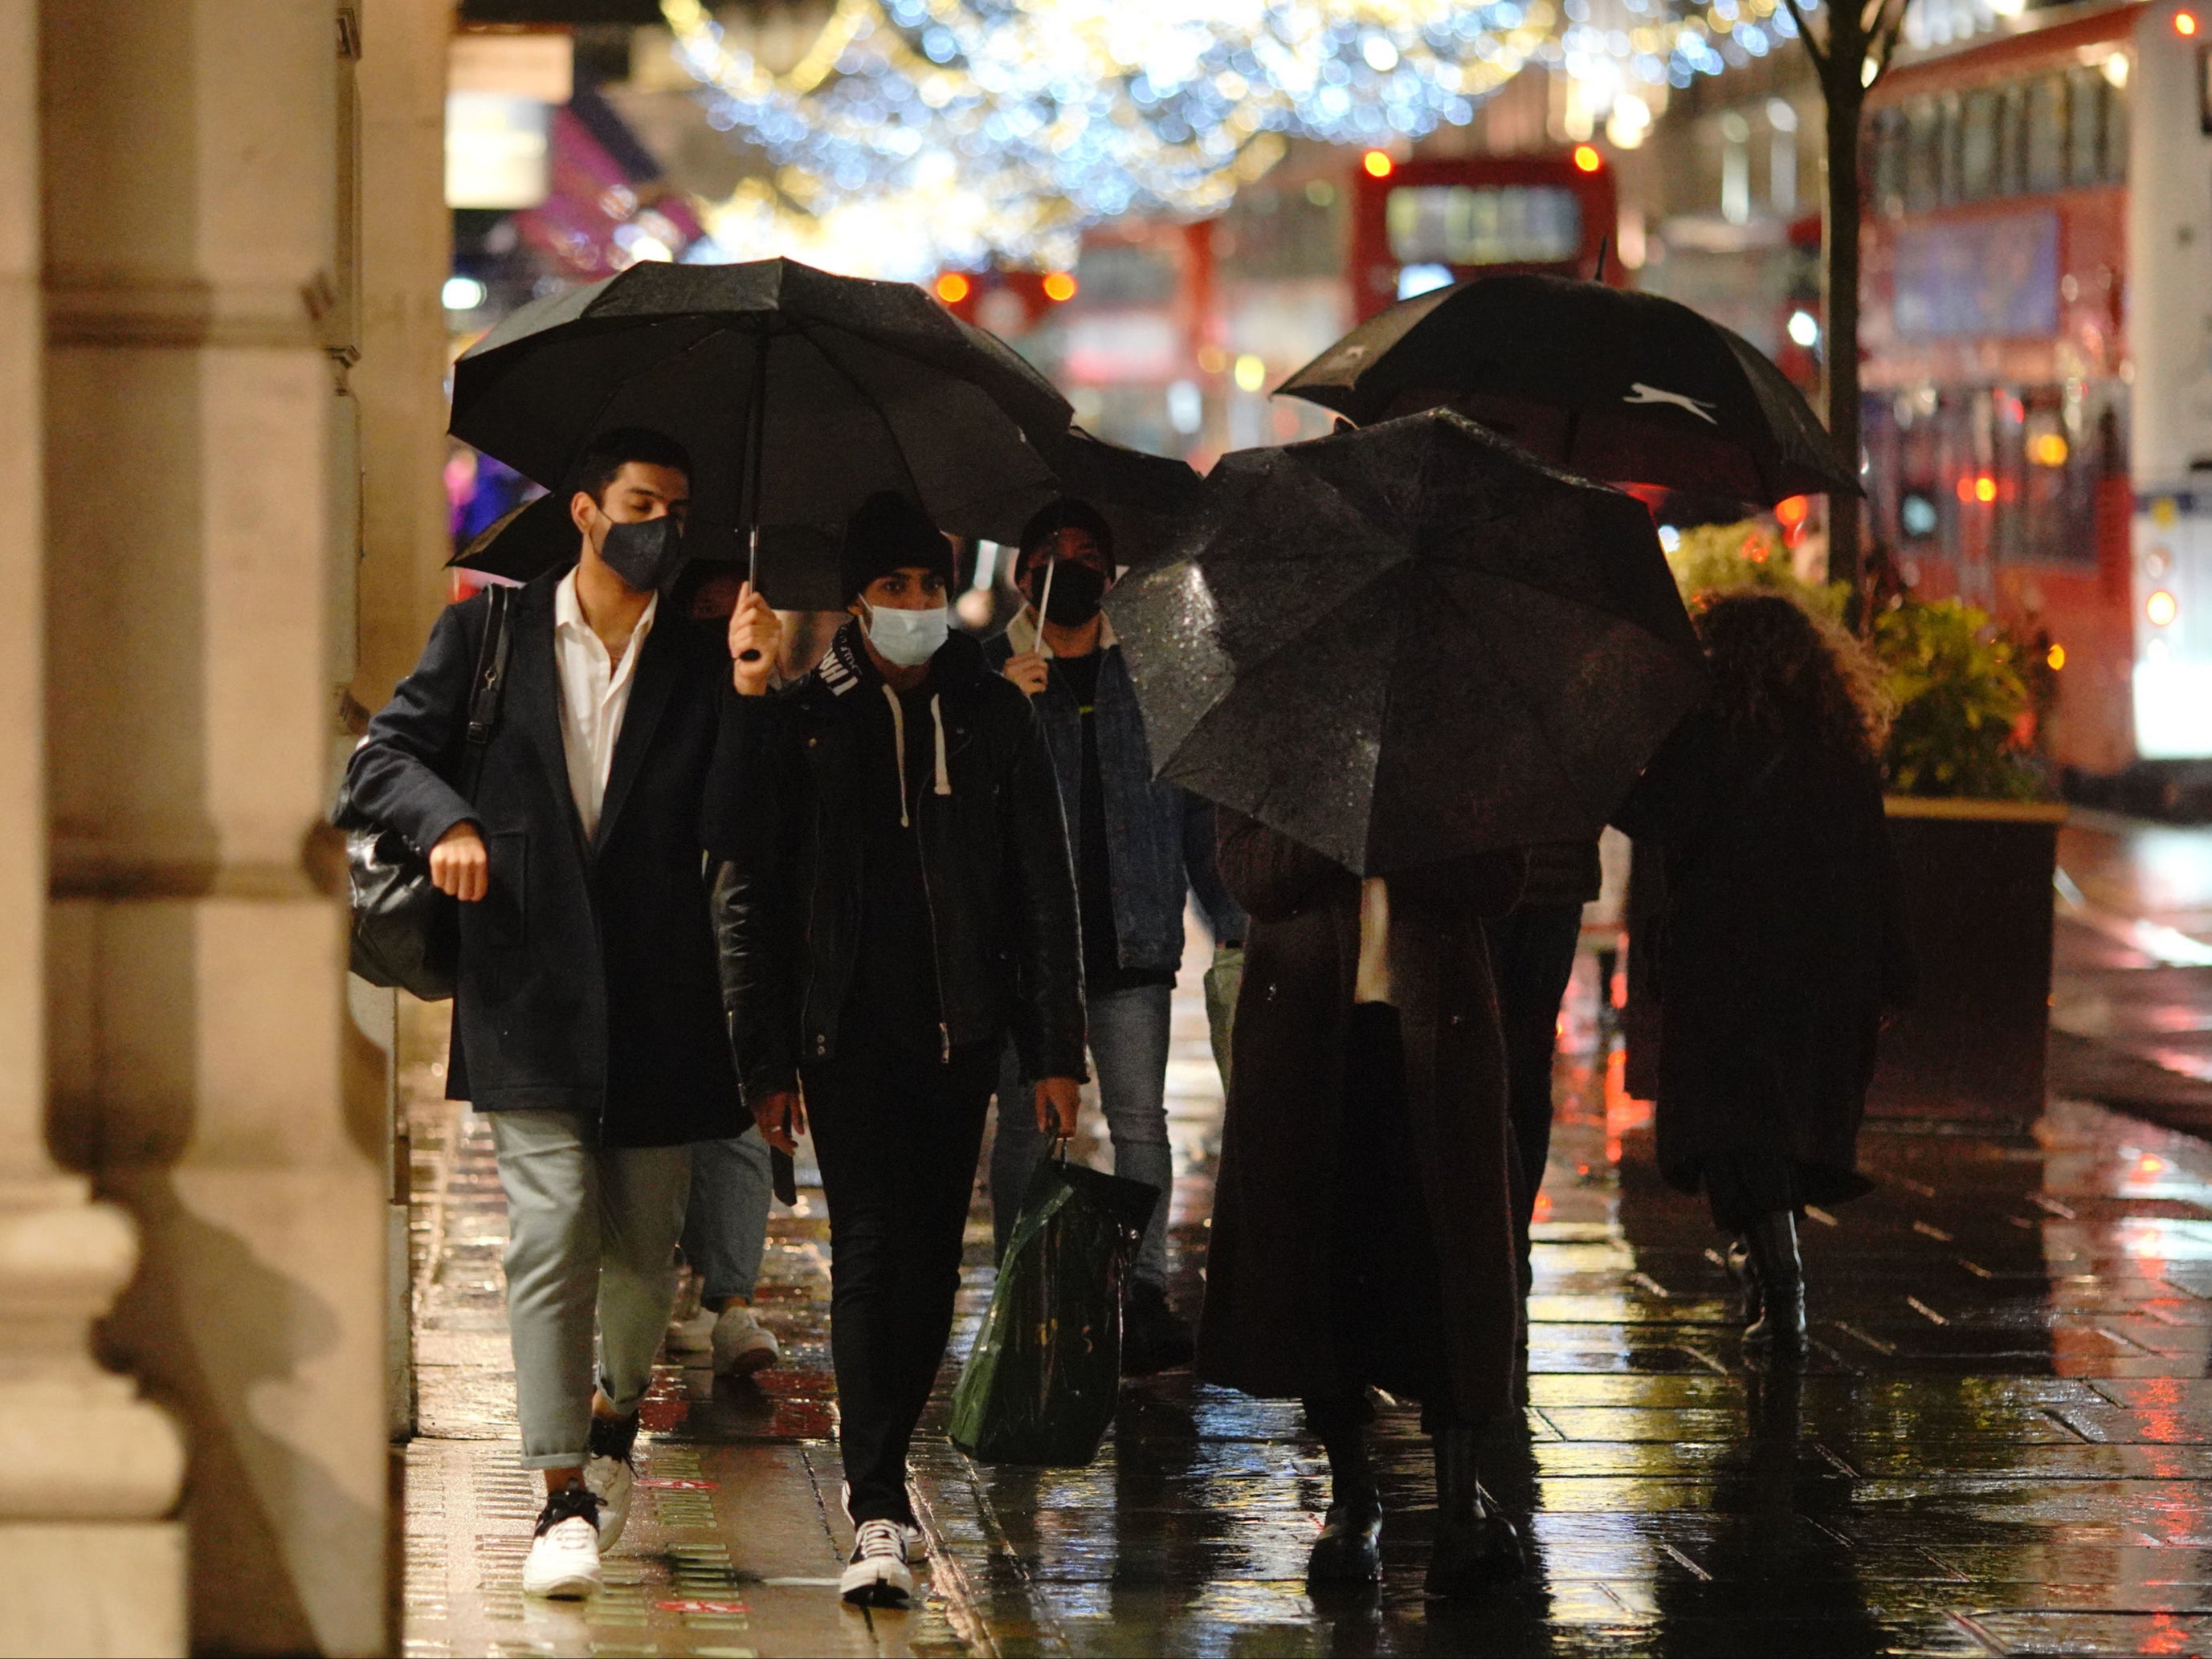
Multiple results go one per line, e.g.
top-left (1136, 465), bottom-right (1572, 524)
top-left (346, 428), bottom-right (745, 1600)
top-left (990, 498), bottom-right (1247, 1374)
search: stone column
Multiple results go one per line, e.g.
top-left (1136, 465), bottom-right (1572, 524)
top-left (0, 1), bottom-right (189, 1653)
top-left (40, 2), bottom-right (390, 1652)
top-left (355, 0), bottom-right (456, 714)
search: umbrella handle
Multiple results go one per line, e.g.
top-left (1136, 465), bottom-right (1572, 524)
top-left (1035, 556), bottom-right (1056, 659)
top-left (737, 522), bottom-right (764, 664)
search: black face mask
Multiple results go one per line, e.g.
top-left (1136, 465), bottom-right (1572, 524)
top-left (1037, 560), bottom-right (1108, 627)
top-left (598, 516), bottom-right (688, 593)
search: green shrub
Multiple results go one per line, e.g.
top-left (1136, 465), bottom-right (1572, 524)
top-left (1869, 598), bottom-right (2043, 801)
top-left (1665, 519), bottom-right (1848, 620)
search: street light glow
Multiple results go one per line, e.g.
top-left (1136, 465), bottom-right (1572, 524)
top-left (1573, 144), bottom-right (1603, 173)
top-left (934, 271), bottom-right (971, 304)
top-left (1042, 271), bottom-right (1078, 302)
top-left (2177, 10), bottom-right (2198, 35)
top-left (2149, 589), bottom-right (2180, 627)
top-left (1786, 310), bottom-right (1820, 349)
top-left (442, 275), bottom-right (488, 311)
top-left (1362, 149), bottom-right (1394, 178)
top-left (1233, 353), bottom-right (1267, 393)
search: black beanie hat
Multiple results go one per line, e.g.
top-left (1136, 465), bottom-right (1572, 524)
top-left (1014, 496), bottom-right (1116, 583)
top-left (840, 491), bottom-right (952, 602)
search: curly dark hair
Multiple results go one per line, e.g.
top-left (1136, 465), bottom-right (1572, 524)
top-left (1695, 591), bottom-right (1893, 763)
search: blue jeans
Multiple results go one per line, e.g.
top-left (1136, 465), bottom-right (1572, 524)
top-left (991, 982), bottom-right (1175, 1290)
top-left (680, 1128), bottom-right (773, 1308)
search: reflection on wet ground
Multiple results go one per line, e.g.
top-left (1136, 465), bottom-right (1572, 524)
top-left (406, 824), bottom-right (2212, 1659)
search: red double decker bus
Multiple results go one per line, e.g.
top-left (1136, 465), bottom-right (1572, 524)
top-left (1860, 0), bottom-right (2212, 777)
top-left (1349, 148), bottom-right (1622, 322)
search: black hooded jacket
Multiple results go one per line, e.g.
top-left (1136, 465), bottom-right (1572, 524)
top-left (704, 620), bottom-right (1085, 1103)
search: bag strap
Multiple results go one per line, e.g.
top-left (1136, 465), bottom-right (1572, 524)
top-left (457, 585), bottom-right (515, 800)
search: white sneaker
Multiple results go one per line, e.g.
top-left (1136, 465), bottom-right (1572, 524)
top-left (839, 1518), bottom-right (916, 1608)
top-left (667, 1307), bottom-right (716, 1354)
top-left (711, 1302), bottom-right (781, 1377)
top-left (522, 1488), bottom-right (604, 1598)
top-left (583, 1414), bottom-right (639, 1552)
top-left (840, 1481), bottom-right (927, 1560)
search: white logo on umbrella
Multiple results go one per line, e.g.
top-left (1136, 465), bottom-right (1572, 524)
top-left (1623, 382), bottom-right (1719, 423)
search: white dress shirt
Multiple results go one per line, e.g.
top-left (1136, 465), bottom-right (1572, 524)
top-left (553, 569), bottom-right (658, 840)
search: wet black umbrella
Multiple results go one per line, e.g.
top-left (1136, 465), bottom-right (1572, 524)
top-left (1275, 274), bottom-right (1852, 507)
top-left (449, 257), bottom-right (1070, 604)
top-left (1103, 410), bottom-right (1708, 876)
top-left (1028, 426), bottom-right (1202, 563)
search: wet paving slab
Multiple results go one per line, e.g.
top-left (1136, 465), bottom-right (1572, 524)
top-left (404, 855), bottom-right (2212, 1658)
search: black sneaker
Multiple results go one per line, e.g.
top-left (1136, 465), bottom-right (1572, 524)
top-left (1122, 1280), bottom-right (1196, 1376)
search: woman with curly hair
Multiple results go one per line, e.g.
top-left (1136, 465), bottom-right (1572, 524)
top-left (1616, 591), bottom-right (1916, 1353)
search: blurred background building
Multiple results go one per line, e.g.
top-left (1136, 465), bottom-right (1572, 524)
top-left (3, 0), bottom-right (2206, 1653)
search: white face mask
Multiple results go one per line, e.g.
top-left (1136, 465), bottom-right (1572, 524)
top-left (861, 600), bottom-right (949, 667)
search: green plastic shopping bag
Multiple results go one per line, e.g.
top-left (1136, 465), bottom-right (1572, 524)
top-left (948, 1143), bottom-right (1157, 1465)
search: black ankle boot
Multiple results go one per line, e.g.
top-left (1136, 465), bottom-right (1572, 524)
top-left (1726, 1233), bottom-right (1763, 1327)
top-left (1425, 1427), bottom-right (1524, 1598)
top-left (1742, 1211), bottom-right (1806, 1352)
top-left (1307, 1428), bottom-right (1383, 1586)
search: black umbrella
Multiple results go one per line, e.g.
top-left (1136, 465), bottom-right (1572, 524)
top-left (1028, 426), bottom-right (1202, 565)
top-left (1275, 274), bottom-right (1852, 507)
top-left (450, 257), bottom-right (1071, 605)
top-left (1103, 410), bottom-right (1708, 876)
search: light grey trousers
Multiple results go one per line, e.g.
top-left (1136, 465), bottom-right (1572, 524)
top-left (489, 1110), bottom-right (692, 1469)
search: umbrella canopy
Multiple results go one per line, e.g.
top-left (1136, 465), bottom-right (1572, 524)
top-left (1104, 410), bottom-right (1708, 876)
top-left (450, 257), bottom-right (1071, 603)
top-left (1026, 426), bottom-right (1202, 566)
top-left (1275, 274), bottom-right (1853, 507)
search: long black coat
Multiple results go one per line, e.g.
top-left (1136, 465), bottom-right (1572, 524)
top-left (346, 572), bottom-right (744, 1146)
top-left (1196, 811), bottom-right (1526, 1425)
top-left (1614, 707), bottom-right (1915, 1218)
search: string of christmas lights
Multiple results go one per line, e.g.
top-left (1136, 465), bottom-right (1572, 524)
top-left (658, 0), bottom-right (1804, 277)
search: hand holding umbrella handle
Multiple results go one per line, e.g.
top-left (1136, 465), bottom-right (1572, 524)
top-left (728, 583), bottom-right (782, 695)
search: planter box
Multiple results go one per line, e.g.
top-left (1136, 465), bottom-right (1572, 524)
top-left (1865, 797), bottom-right (2067, 1123)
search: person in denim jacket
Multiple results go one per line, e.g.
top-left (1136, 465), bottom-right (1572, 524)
top-left (986, 497), bottom-right (1247, 1373)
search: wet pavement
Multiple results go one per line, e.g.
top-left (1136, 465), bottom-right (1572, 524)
top-left (402, 816), bottom-right (2212, 1659)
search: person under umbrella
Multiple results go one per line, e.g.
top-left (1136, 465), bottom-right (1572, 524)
top-left (1107, 410), bottom-right (1706, 1595)
top-left (1278, 272), bottom-right (1857, 1292)
top-left (985, 497), bottom-right (1247, 1375)
top-left (706, 493), bottom-right (1084, 1609)
top-left (1612, 593), bottom-right (1914, 1352)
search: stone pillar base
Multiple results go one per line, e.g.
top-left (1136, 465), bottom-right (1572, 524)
top-left (0, 1521), bottom-right (185, 1657)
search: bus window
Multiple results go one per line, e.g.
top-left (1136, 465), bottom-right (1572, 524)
top-left (1907, 96), bottom-right (1942, 212)
top-left (1998, 81), bottom-right (2027, 197)
top-left (1962, 88), bottom-right (2001, 199)
top-left (2068, 67), bottom-right (2105, 188)
top-left (2026, 74), bottom-right (2067, 192)
top-left (2103, 68), bottom-right (2128, 183)
top-left (1870, 108), bottom-right (1907, 216)
top-left (1938, 91), bottom-right (1966, 205)
top-left (1383, 183), bottom-right (1584, 267)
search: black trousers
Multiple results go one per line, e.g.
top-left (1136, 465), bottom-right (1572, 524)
top-left (803, 1032), bottom-right (999, 1524)
top-left (1484, 903), bottom-right (1585, 1253)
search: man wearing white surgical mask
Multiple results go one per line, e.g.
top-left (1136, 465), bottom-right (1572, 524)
top-left (709, 491), bottom-right (1085, 1611)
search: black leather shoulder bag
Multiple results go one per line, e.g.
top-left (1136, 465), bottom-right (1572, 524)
top-left (336, 585), bottom-right (515, 1000)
